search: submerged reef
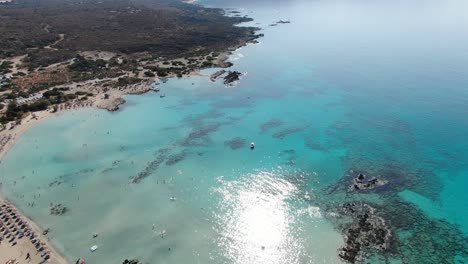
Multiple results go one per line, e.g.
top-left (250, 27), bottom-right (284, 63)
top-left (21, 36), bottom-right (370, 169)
top-left (224, 137), bottom-right (247, 150)
top-left (324, 164), bottom-right (468, 263)
top-left (132, 148), bottom-right (170, 183)
top-left (260, 118), bottom-right (283, 133)
top-left (165, 150), bottom-right (188, 166)
top-left (337, 203), bottom-right (392, 263)
top-left (180, 123), bottom-right (221, 147)
top-left (376, 198), bottom-right (468, 263)
top-left (272, 124), bottom-right (310, 139)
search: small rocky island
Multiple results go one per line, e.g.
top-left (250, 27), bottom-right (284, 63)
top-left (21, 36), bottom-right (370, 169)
top-left (351, 173), bottom-right (387, 191)
top-left (223, 71), bottom-right (242, 85)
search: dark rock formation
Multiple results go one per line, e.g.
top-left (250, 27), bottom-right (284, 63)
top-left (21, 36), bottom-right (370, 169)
top-left (325, 163), bottom-right (466, 263)
top-left (223, 71), bottom-right (242, 85)
top-left (337, 203), bottom-right (392, 263)
top-left (326, 169), bottom-right (395, 195)
top-left (351, 173), bottom-right (386, 192)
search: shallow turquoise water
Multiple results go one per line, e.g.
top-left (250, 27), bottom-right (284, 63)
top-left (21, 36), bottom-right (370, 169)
top-left (1, 0), bottom-right (468, 263)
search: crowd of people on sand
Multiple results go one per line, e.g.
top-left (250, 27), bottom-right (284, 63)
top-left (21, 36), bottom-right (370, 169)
top-left (0, 134), bottom-right (13, 153)
top-left (55, 101), bottom-right (93, 112)
top-left (0, 202), bottom-right (52, 264)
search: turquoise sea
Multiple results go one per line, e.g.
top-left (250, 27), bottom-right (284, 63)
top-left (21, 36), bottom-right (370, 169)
top-left (1, 0), bottom-right (468, 263)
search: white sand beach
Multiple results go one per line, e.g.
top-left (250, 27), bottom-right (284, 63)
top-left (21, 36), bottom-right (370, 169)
top-left (0, 199), bottom-right (67, 264)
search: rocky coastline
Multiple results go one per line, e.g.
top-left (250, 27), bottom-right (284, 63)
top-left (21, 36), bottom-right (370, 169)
top-left (323, 165), bottom-right (468, 263)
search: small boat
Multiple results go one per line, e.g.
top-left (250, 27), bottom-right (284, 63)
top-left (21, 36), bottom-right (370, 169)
top-left (169, 197), bottom-right (176, 201)
top-left (90, 245), bottom-right (98, 252)
top-left (250, 142), bottom-right (255, 149)
top-left (76, 258), bottom-right (85, 264)
top-left (153, 87), bottom-right (160, 92)
top-left (160, 93), bottom-right (166, 98)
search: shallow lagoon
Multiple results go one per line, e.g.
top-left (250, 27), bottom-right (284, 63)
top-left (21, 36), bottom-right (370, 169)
top-left (1, 0), bottom-right (468, 262)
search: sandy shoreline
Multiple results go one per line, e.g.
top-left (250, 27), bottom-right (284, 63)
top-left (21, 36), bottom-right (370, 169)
top-left (0, 198), bottom-right (68, 264)
top-left (0, 110), bottom-right (54, 161)
top-left (0, 70), bottom-right (208, 264)
top-left (0, 20), bottom-right (254, 262)
top-left (0, 110), bottom-right (68, 263)
top-left (0, 85), bottom-right (151, 264)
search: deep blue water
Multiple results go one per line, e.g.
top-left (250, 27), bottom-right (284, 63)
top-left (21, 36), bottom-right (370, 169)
top-left (1, 0), bottom-right (467, 263)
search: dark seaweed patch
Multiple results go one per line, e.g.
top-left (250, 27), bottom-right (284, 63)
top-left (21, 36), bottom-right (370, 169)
top-left (377, 199), bottom-right (468, 264)
top-left (165, 150), bottom-right (188, 166)
top-left (260, 118), bottom-right (283, 133)
top-left (119, 145), bottom-right (129, 152)
top-left (304, 135), bottom-right (327, 151)
top-left (272, 124), bottom-right (310, 139)
top-left (48, 168), bottom-right (94, 187)
top-left (182, 110), bottom-right (225, 124)
top-left (224, 137), bottom-right (247, 150)
top-left (132, 149), bottom-right (170, 184)
top-left (180, 123), bottom-right (221, 147)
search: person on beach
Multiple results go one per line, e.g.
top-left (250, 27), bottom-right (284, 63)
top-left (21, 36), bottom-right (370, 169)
top-left (26, 252), bottom-right (31, 262)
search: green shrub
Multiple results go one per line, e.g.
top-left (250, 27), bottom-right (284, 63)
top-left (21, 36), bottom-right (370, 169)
top-left (144, 71), bottom-right (155, 77)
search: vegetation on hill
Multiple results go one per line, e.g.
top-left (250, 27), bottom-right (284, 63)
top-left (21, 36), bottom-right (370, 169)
top-left (0, 0), bottom-right (262, 125)
top-left (0, 0), bottom-right (259, 62)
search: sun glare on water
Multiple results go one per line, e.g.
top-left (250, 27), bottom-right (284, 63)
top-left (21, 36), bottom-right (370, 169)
top-left (213, 169), bottom-right (315, 264)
